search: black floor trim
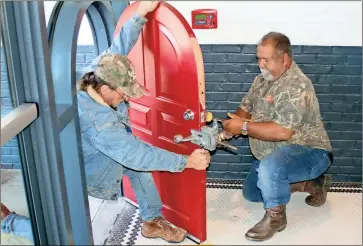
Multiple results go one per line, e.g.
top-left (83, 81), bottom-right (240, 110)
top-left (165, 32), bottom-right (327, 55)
top-left (104, 202), bottom-right (137, 245)
top-left (206, 178), bottom-right (362, 193)
top-left (125, 216), bottom-right (142, 245)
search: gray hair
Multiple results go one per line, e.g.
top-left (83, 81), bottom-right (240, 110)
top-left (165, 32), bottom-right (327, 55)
top-left (258, 32), bottom-right (292, 58)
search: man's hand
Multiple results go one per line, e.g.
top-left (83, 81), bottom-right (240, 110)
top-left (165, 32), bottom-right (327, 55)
top-left (235, 107), bottom-right (251, 120)
top-left (222, 113), bottom-right (245, 136)
top-left (136, 1), bottom-right (160, 17)
top-left (218, 130), bottom-right (234, 141)
top-left (185, 149), bottom-right (211, 170)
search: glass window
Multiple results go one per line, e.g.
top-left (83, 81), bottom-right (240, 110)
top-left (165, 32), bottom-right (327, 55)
top-left (1, 38), bottom-right (35, 245)
top-left (76, 14), bottom-right (95, 71)
top-left (43, 1), bottom-right (57, 27)
top-left (1, 40), bottom-right (12, 118)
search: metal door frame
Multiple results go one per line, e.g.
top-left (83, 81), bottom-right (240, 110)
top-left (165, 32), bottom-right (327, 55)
top-left (0, 1), bottom-right (128, 244)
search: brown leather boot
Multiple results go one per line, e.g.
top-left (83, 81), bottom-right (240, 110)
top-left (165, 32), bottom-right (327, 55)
top-left (245, 205), bottom-right (287, 241)
top-left (141, 216), bottom-right (187, 243)
top-left (290, 181), bottom-right (306, 193)
top-left (289, 175), bottom-right (331, 207)
top-left (305, 175), bottom-right (332, 207)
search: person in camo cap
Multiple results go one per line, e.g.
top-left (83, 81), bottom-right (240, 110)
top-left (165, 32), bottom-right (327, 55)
top-left (76, 2), bottom-right (210, 243)
top-left (221, 32), bottom-right (333, 242)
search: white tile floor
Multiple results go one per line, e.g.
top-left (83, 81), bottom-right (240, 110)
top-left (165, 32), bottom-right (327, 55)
top-left (2, 170), bottom-right (362, 245)
top-left (129, 188), bottom-right (362, 245)
top-left (1, 170), bottom-right (30, 217)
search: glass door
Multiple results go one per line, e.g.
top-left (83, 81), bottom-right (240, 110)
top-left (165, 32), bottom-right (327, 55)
top-left (1, 1), bottom-right (129, 244)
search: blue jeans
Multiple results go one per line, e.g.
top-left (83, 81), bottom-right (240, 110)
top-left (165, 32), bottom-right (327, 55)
top-left (1, 213), bottom-right (34, 242)
top-left (123, 168), bottom-right (162, 221)
top-left (243, 144), bottom-right (332, 209)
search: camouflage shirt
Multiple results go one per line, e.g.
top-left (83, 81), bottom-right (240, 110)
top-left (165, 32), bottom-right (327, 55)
top-left (240, 62), bottom-right (332, 160)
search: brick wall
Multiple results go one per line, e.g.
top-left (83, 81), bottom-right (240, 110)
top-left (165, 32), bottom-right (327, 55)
top-left (1, 45), bottom-right (362, 182)
top-left (202, 45), bottom-right (362, 182)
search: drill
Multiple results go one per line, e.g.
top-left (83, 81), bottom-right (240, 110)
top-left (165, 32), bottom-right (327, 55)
top-left (173, 112), bottom-right (237, 151)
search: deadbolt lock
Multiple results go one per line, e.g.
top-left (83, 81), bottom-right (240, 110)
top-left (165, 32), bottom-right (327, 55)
top-left (184, 109), bottom-right (194, 120)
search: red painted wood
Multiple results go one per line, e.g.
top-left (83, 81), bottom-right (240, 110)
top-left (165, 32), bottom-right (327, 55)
top-left (114, 2), bottom-right (206, 242)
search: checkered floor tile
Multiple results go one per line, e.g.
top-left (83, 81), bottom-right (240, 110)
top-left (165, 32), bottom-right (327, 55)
top-left (102, 180), bottom-right (362, 245)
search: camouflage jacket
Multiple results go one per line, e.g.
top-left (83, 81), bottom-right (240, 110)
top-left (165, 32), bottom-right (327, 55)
top-left (240, 62), bottom-right (332, 160)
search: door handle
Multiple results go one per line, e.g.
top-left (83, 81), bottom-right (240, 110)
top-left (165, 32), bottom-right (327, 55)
top-left (174, 134), bottom-right (196, 143)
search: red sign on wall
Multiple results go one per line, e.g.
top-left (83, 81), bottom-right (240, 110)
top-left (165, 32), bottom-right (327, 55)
top-left (192, 9), bottom-right (218, 29)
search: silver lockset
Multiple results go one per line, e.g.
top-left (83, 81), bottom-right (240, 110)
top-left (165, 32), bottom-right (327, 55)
top-left (173, 112), bottom-right (237, 151)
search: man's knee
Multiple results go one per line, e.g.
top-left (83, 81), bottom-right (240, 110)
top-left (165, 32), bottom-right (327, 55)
top-left (256, 151), bottom-right (287, 190)
top-left (257, 145), bottom-right (296, 179)
top-left (257, 158), bottom-right (280, 181)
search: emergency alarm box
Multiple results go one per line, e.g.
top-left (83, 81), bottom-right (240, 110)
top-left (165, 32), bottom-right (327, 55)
top-left (191, 9), bottom-right (218, 29)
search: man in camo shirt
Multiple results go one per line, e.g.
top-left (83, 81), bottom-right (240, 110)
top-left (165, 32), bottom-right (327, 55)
top-left (222, 32), bottom-right (333, 241)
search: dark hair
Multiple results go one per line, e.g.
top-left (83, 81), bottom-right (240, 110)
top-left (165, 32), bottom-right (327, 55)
top-left (258, 32), bottom-right (292, 58)
top-left (77, 72), bottom-right (108, 92)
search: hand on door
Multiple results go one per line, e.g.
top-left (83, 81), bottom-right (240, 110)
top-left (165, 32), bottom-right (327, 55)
top-left (185, 149), bottom-right (211, 170)
top-left (136, 1), bottom-right (161, 17)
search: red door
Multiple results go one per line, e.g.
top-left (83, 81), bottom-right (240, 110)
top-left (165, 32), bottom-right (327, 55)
top-left (114, 1), bottom-right (207, 243)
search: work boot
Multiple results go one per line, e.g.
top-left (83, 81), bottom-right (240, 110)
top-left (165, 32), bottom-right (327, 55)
top-left (289, 175), bottom-right (331, 207)
top-left (245, 205), bottom-right (287, 241)
top-left (305, 175), bottom-right (332, 207)
top-left (290, 181), bottom-right (306, 193)
top-left (141, 216), bottom-right (187, 243)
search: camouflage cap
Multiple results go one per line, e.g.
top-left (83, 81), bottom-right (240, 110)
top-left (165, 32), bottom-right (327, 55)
top-left (94, 54), bottom-right (145, 98)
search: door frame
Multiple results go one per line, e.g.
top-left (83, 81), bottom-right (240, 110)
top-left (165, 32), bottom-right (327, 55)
top-left (1, 1), bottom-right (128, 244)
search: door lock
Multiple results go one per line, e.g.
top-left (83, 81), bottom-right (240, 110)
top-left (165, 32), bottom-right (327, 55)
top-left (183, 109), bottom-right (194, 120)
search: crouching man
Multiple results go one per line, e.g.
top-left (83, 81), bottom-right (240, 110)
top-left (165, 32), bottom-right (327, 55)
top-left (221, 32), bottom-right (333, 241)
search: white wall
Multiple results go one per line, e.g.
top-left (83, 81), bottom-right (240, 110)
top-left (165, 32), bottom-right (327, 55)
top-left (167, 1), bottom-right (362, 46)
top-left (44, 1), bottom-right (94, 46)
top-left (44, 1), bottom-right (362, 47)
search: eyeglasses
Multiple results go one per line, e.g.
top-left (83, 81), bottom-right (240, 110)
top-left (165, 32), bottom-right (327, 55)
top-left (115, 88), bottom-right (130, 101)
